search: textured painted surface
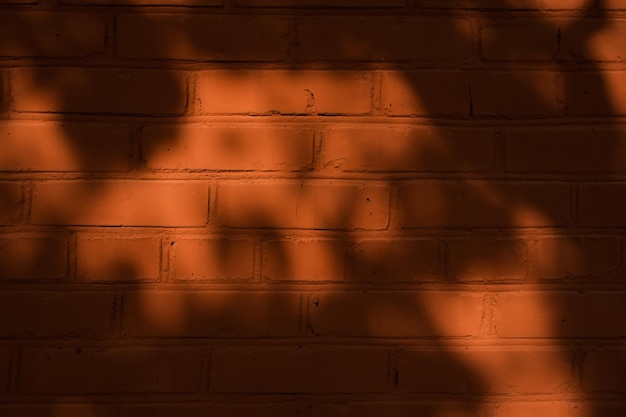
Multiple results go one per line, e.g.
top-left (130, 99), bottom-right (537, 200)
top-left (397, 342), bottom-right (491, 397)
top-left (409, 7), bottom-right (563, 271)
top-left (1, 1), bottom-right (625, 415)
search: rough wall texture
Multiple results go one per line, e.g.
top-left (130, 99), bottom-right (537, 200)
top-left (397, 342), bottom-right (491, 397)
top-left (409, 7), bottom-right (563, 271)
top-left (1, 0), bottom-right (626, 416)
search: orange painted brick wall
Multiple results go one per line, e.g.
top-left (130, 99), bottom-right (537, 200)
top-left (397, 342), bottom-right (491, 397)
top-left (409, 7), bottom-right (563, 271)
top-left (1, 1), bottom-right (626, 416)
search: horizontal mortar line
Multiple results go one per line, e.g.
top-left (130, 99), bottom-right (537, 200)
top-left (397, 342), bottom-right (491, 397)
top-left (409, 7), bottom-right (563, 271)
top-left (5, 172), bottom-right (623, 182)
top-left (2, 283), bottom-right (626, 292)
top-left (3, 7), bottom-right (625, 25)
top-left (1, 392), bottom-right (613, 402)
top-left (6, 60), bottom-right (626, 71)
top-left (1, 396), bottom-right (623, 405)
top-left (4, 173), bottom-right (626, 183)
top-left (3, 338), bottom-right (625, 347)
top-left (4, 224), bottom-right (626, 235)
top-left (6, 112), bottom-right (626, 128)
top-left (2, 4), bottom-right (620, 16)
top-left (7, 112), bottom-right (626, 127)
top-left (4, 227), bottom-right (626, 237)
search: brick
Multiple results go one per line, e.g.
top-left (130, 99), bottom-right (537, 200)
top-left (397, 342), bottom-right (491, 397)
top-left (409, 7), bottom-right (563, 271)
top-left (118, 14), bottom-right (287, 61)
top-left (323, 126), bottom-right (494, 172)
top-left (122, 291), bottom-right (299, 337)
top-left (236, 0), bottom-right (405, 5)
top-left (143, 125), bottom-right (313, 171)
top-left (196, 70), bottom-right (372, 115)
top-left (0, 237), bottom-right (67, 279)
top-left (0, 122), bottom-right (130, 172)
top-left (309, 291), bottom-right (483, 337)
top-left (415, 0), bottom-right (591, 9)
top-left (494, 291), bottom-right (626, 338)
top-left (481, 20), bottom-right (558, 61)
top-left (210, 347), bottom-right (387, 393)
top-left (262, 240), bottom-right (347, 281)
top-left (297, 17), bottom-right (471, 61)
top-left (11, 68), bottom-right (186, 115)
top-left (447, 239), bottom-right (527, 281)
top-left (504, 128), bottom-right (626, 173)
top-left (579, 184), bottom-right (626, 226)
top-left (561, 20), bottom-right (626, 62)
top-left (0, 12), bottom-right (104, 58)
top-left (469, 72), bottom-right (557, 117)
top-left (311, 402), bottom-right (492, 417)
top-left (398, 348), bottom-right (572, 394)
top-left (0, 182), bottom-right (23, 224)
top-left (496, 402), bottom-right (622, 417)
top-left (565, 72), bottom-right (626, 116)
top-left (1, 70), bottom-right (6, 113)
top-left (62, 0), bottom-right (221, 4)
top-left (537, 237), bottom-right (619, 279)
top-left (354, 239), bottom-right (442, 282)
top-left (121, 404), bottom-right (301, 417)
top-left (0, 405), bottom-right (118, 417)
top-left (32, 180), bottom-right (208, 226)
top-left (172, 239), bottom-right (254, 280)
top-left (0, 350), bottom-right (8, 393)
top-left (217, 182), bottom-right (389, 230)
top-left (584, 349), bottom-right (626, 392)
top-left (398, 181), bottom-right (571, 228)
top-left (0, 292), bottom-right (114, 338)
top-left (20, 348), bottom-right (203, 394)
top-left (382, 71), bottom-right (470, 116)
top-left (77, 237), bottom-right (161, 282)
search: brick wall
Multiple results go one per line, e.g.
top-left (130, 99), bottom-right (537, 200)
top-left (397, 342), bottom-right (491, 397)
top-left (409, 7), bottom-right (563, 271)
top-left (1, 0), bottom-right (626, 416)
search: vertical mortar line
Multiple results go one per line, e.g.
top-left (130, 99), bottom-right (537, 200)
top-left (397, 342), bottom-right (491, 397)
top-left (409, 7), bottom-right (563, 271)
top-left (469, 12), bottom-right (482, 65)
top-left (554, 69), bottom-right (566, 118)
top-left (187, 70), bottom-right (199, 117)
top-left (1, 69), bottom-right (8, 117)
top-left (480, 291), bottom-right (493, 339)
top-left (114, 284), bottom-right (124, 339)
top-left (109, 9), bottom-right (119, 61)
top-left (254, 236), bottom-right (263, 282)
top-left (386, 347), bottom-right (399, 392)
top-left (158, 234), bottom-right (165, 284)
top-left (68, 229), bottom-right (78, 283)
top-left (391, 345), bottom-right (401, 392)
top-left (572, 345), bottom-right (586, 395)
top-left (345, 238), bottom-right (355, 283)
top-left (5, 68), bottom-right (15, 117)
top-left (200, 347), bottom-right (212, 395)
top-left (372, 71), bottom-right (383, 116)
top-left (8, 348), bottom-right (19, 395)
top-left (312, 128), bottom-right (324, 172)
top-left (386, 180), bottom-right (398, 232)
top-left (526, 236), bottom-right (539, 283)
top-left (487, 292), bottom-right (499, 339)
top-left (102, 11), bottom-right (115, 61)
top-left (286, 15), bottom-right (300, 68)
top-left (298, 292), bottom-right (306, 337)
top-left (439, 239), bottom-right (447, 281)
top-left (205, 182), bottom-right (213, 227)
top-left (619, 236), bottom-right (624, 273)
top-left (164, 233), bottom-right (175, 283)
top-left (182, 70), bottom-right (192, 117)
top-left (571, 182), bottom-right (578, 227)
top-left (208, 182), bottom-right (220, 232)
top-left (129, 124), bottom-right (144, 172)
top-left (22, 181), bottom-right (33, 227)
top-left (494, 128), bottom-right (506, 175)
top-left (304, 291), bottom-right (314, 337)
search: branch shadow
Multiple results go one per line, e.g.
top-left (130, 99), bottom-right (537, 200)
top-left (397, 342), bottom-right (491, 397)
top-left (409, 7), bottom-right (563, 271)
top-left (0, 0), bottom-right (625, 416)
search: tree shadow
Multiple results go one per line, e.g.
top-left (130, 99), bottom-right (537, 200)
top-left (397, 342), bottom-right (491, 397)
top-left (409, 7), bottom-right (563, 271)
top-left (1, 0), bottom-right (625, 416)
